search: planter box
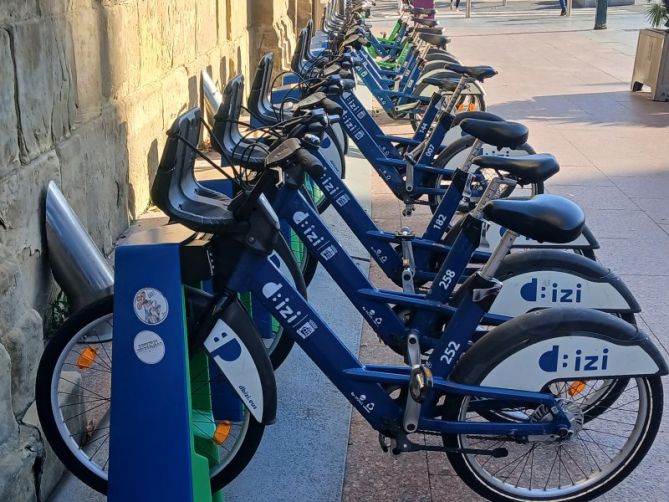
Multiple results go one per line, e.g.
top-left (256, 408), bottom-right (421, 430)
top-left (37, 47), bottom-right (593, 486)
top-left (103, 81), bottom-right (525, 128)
top-left (572, 0), bottom-right (633, 7)
top-left (631, 28), bottom-right (669, 101)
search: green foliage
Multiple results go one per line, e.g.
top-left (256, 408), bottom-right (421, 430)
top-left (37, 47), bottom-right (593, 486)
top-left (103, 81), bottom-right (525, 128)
top-left (46, 290), bottom-right (71, 338)
top-left (646, 0), bottom-right (669, 28)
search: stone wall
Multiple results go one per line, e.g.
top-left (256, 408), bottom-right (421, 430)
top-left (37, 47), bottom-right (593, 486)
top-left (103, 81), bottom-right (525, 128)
top-left (0, 0), bottom-right (310, 499)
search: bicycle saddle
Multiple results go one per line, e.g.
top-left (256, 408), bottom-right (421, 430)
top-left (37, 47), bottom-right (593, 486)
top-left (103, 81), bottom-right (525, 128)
top-left (451, 111), bottom-right (504, 128)
top-left (151, 108), bottom-right (245, 235)
top-left (421, 76), bottom-right (460, 92)
top-left (413, 18), bottom-right (439, 28)
top-left (443, 63), bottom-right (497, 82)
top-left (483, 194), bottom-right (585, 243)
top-left (459, 118), bottom-right (529, 149)
top-left (472, 154), bottom-right (560, 185)
top-left (417, 33), bottom-right (448, 48)
top-left (415, 26), bottom-right (444, 36)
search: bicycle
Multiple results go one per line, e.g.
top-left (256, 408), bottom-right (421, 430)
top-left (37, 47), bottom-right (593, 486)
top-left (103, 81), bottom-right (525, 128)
top-left (36, 108), bottom-right (667, 500)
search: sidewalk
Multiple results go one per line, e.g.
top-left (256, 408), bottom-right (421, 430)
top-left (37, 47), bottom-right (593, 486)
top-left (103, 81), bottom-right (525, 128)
top-left (343, 3), bottom-right (669, 501)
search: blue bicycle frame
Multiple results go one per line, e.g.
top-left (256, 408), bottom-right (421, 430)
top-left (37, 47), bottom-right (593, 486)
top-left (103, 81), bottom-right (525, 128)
top-left (221, 225), bottom-right (571, 438)
top-left (334, 90), bottom-right (455, 198)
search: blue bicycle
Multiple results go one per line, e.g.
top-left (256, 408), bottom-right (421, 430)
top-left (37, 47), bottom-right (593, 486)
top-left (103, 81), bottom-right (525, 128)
top-left (36, 107), bottom-right (667, 500)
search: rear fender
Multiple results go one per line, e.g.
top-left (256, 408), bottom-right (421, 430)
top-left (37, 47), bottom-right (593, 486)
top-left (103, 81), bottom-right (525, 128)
top-left (452, 307), bottom-right (667, 391)
top-left (490, 249), bottom-right (640, 317)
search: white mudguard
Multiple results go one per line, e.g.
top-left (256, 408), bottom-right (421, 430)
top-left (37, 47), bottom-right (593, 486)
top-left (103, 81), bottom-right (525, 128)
top-left (204, 318), bottom-right (266, 422)
top-left (491, 270), bottom-right (631, 317)
top-left (481, 336), bottom-right (661, 392)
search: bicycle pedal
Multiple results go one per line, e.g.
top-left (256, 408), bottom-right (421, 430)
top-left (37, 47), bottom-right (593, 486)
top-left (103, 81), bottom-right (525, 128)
top-left (378, 433), bottom-right (390, 453)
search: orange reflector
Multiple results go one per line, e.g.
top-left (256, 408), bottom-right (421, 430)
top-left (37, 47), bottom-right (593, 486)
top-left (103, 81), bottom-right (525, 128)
top-left (212, 421), bottom-right (232, 445)
top-left (77, 347), bottom-right (97, 369)
top-left (469, 102), bottom-right (476, 112)
top-left (456, 103), bottom-right (465, 112)
top-left (568, 381), bottom-right (586, 397)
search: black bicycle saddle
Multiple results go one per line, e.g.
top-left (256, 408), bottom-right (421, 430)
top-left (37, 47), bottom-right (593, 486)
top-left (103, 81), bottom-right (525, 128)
top-left (459, 118), bottom-right (529, 149)
top-left (472, 154), bottom-right (560, 185)
top-left (417, 33), bottom-right (448, 49)
top-left (483, 194), bottom-right (585, 243)
top-left (451, 111), bottom-right (504, 128)
top-left (443, 63), bottom-right (497, 81)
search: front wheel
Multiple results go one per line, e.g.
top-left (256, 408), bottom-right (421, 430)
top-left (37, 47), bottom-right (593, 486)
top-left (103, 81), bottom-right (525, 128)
top-left (35, 295), bottom-right (269, 495)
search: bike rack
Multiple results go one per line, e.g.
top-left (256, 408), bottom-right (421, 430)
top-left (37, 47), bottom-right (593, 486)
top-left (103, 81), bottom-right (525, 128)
top-left (45, 182), bottom-right (114, 311)
top-left (109, 223), bottom-right (222, 502)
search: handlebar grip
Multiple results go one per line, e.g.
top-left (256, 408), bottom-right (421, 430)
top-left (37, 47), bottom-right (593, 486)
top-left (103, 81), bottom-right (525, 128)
top-left (294, 148), bottom-right (324, 179)
top-left (322, 97), bottom-right (343, 115)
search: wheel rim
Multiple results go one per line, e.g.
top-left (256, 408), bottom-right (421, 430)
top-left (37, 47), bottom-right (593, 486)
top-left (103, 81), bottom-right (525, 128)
top-left (455, 377), bottom-right (652, 499)
top-left (50, 314), bottom-right (253, 482)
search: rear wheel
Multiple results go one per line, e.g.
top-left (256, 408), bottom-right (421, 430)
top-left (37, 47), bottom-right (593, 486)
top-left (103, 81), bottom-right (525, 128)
top-left (444, 375), bottom-right (663, 501)
top-left (409, 82), bottom-right (486, 131)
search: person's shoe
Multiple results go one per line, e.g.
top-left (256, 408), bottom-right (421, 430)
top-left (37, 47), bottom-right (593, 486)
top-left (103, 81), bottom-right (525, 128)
top-left (560, 8), bottom-right (567, 16)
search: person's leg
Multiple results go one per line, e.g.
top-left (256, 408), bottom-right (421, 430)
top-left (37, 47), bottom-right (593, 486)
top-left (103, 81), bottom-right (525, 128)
top-left (559, 0), bottom-right (567, 14)
top-left (455, 0), bottom-right (460, 9)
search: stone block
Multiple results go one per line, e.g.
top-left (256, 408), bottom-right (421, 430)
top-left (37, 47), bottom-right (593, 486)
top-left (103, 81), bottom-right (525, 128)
top-left (101, 2), bottom-right (141, 99)
top-left (56, 107), bottom-right (129, 255)
top-left (137, 1), bottom-right (172, 86)
top-left (0, 310), bottom-right (43, 417)
top-left (11, 17), bottom-right (77, 163)
top-left (69, 3), bottom-right (105, 122)
top-left (119, 83), bottom-right (165, 217)
top-left (37, 0), bottom-right (72, 16)
top-left (0, 426), bottom-right (40, 502)
top-left (196, 0), bottom-right (219, 54)
top-left (0, 343), bottom-right (19, 445)
top-left (162, 66), bottom-right (194, 134)
top-left (0, 152), bottom-right (61, 307)
top-left (0, 29), bottom-right (20, 176)
top-left (0, 0), bottom-right (39, 24)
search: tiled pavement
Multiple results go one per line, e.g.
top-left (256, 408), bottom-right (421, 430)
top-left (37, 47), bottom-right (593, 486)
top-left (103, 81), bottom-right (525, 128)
top-left (343, 3), bottom-right (669, 501)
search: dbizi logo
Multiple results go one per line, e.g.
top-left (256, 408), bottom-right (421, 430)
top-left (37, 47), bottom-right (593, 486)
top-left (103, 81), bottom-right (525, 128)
top-left (204, 324), bottom-right (242, 362)
top-left (520, 278), bottom-right (583, 303)
top-left (539, 345), bottom-right (609, 373)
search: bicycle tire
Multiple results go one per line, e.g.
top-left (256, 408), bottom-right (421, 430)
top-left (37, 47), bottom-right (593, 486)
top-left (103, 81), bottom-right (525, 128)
top-left (35, 295), bottom-right (269, 494)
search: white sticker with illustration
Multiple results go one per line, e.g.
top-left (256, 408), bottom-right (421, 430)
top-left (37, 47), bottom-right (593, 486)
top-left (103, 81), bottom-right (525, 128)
top-left (134, 288), bottom-right (169, 325)
top-left (133, 330), bottom-right (166, 365)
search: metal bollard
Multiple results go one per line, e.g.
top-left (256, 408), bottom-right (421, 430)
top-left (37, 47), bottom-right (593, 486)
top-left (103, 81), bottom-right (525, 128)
top-left (45, 181), bottom-right (114, 311)
top-left (594, 0), bottom-right (608, 29)
top-left (202, 70), bottom-right (223, 117)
